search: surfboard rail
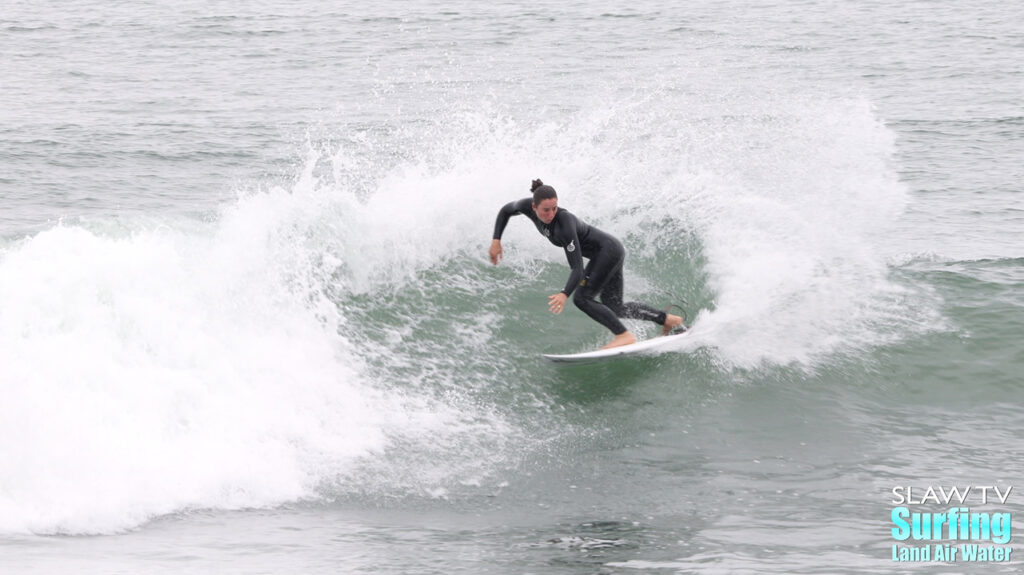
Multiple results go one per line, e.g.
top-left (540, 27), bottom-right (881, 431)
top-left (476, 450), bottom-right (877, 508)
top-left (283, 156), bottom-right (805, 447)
top-left (541, 331), bottom-right (689, 364)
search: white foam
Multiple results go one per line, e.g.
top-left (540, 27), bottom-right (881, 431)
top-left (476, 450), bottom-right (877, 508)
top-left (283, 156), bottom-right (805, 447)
top-left (0, 223), bottom-right (370, 532)
top-left (675, 98), bottom-right (935, 367)
top-left (0, 175), bottom-right (518, 534)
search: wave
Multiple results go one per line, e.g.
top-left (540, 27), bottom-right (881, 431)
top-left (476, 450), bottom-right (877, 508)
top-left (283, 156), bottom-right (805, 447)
top-left (0, 189), bottom-right (522, 535)
top-left (0, 85), bottom-right (941, 534)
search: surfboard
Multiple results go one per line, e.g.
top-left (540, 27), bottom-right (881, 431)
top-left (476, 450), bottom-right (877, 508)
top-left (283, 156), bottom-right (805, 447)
top-left (542, 330), bottom-right (689, 364)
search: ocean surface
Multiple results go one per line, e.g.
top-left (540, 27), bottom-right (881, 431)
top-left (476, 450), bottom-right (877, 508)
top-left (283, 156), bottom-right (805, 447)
top-left (2, 1), bottom-right (1022, 573)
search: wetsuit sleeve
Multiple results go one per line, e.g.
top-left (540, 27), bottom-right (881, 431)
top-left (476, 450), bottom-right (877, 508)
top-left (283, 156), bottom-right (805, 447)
top-left (560, 217), bottom-right (585, 296)
top-left (492, 198), bottom-right (533, 240)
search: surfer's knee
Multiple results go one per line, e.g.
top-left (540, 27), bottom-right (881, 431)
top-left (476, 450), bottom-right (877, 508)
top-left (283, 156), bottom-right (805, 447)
top-left (572, 289), bottom-right (594, 310)
top-left (603, 300), bottom-right (625, 317)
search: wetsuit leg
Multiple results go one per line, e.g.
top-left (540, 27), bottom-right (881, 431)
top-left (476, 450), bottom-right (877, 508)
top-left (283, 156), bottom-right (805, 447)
top-left (599, 269), bottom-right (668, 326)
top-left (572, 245), bottom-right (629, 335)
top-left (572, 245), bottom-right (668, 335)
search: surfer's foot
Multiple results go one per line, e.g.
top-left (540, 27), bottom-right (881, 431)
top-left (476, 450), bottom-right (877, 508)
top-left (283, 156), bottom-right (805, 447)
top-left (660, 314), bottom-right (686, 336)
top-left (602, 331), bottom-right (637, 350)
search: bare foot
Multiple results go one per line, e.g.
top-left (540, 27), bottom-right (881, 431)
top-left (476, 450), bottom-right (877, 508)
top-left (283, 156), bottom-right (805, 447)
top-left (660, 314), bottom-right (685, 336)
top-left (602, 331), bottom-right (637, 349)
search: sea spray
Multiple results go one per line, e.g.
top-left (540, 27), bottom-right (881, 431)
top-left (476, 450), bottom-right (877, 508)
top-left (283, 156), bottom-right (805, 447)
top-left (0, 184), bottom-right (522, 534)
top-left (0, 87), bottom-right (941, 534)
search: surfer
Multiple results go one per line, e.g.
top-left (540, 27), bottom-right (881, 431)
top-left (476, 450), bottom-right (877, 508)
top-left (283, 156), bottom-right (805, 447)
top-left (489, 179), bottom-right (685, 349)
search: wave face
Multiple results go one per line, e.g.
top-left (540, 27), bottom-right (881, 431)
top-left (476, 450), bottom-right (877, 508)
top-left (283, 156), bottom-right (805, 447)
top-left (0, 84), bottom-right (936, 535)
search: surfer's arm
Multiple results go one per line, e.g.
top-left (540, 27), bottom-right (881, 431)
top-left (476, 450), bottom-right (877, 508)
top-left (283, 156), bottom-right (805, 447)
top-left (560, 225), bottom-right (585, 296)
top-left (490, 198), bottom-right (532, 265)
top-left (491, 198), bottom-right (532, 240)
top-left (561, 245), bottom-right (584, 296)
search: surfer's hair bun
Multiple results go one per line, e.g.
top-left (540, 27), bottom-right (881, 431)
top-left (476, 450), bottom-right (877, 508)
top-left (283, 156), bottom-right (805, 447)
top-left (530, 179), bottom-right (558, 204)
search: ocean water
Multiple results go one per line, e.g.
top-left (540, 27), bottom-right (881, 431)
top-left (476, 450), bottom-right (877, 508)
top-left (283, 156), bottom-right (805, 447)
top-left (1, 1), bottom-right (1022, 573)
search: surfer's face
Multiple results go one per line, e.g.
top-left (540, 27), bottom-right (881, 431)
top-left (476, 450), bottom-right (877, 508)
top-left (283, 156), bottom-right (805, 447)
top-left (533, 198), bottom-right (558, 224)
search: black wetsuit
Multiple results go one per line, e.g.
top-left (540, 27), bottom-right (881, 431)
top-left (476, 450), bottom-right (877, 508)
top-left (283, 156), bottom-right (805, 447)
top-left (492, 198), bottom-right (667, 335)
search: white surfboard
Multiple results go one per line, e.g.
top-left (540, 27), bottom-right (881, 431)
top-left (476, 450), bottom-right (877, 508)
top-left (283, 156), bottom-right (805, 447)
top-left (542, 330), bottom-right (689, 364)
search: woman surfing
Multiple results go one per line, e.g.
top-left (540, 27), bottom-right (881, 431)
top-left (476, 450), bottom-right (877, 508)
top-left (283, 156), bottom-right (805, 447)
top-left (489, 179), bottom-right (685, 350)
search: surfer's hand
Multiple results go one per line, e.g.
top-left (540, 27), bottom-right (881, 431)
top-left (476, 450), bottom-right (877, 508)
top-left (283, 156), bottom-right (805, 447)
top-left (548, 292), bottom-right (568, 314)
top-left (489, 239), bottom-right (503, 265)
